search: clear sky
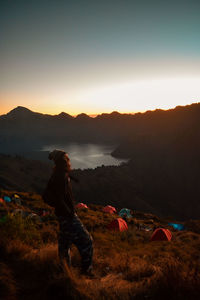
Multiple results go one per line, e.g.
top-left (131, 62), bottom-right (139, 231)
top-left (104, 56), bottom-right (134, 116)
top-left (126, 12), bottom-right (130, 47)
top-left (1, 0), bottom-right (200, 115)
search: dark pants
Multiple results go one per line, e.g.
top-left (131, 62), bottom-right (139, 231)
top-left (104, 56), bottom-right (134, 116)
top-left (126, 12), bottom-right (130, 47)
top-left (58, 213), bottom-right (93, 271)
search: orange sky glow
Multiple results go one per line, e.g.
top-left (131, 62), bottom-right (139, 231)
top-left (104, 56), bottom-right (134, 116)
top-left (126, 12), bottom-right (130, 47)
top-left (1, 1), bottom-right (200, 117)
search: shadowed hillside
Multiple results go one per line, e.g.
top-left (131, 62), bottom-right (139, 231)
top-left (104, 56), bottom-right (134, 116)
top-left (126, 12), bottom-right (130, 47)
top-left (0, 152), bottom-right (199, 220)
top-left (0, 154), bottom-right (51, 193)
top-left (1, 103), bottom-right (200, 219)
top-left (0, 190), bottom-right (200, 300)
top-left (111, 103), bottom-right (200, 220)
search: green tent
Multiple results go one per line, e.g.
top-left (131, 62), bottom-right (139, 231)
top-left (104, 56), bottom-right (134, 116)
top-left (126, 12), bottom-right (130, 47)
top-left (119, 208), bottom-right (132, 218)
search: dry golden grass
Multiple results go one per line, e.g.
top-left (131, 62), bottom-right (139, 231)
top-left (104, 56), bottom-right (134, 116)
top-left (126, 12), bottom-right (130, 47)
top-left (0, 262), bottom-right (17, 300)
top-left (0, 192), bottom-right (200, 299)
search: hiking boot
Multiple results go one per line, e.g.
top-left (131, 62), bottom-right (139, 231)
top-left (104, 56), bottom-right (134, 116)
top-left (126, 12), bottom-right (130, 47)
top-left (58, 259), bottom-right (70, 274)
top-left (58, 262), bottom-right (66, 273)
top-left (81, 265), bottom-right (95, 278)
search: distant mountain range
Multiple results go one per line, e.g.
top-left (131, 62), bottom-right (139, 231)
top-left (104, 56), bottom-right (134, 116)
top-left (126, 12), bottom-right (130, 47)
top-left (1, 103), bottom-right (200, 154)
top-left (0, 106), bottom-right (136, 152)
top-left (0, 103), bottom-right (200, 220)
top-left (0, 105), bottom-right (132, 120)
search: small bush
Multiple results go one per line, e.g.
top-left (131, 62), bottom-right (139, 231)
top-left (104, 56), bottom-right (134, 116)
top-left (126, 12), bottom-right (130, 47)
top-left (0, 214), bottom-right (42, 246)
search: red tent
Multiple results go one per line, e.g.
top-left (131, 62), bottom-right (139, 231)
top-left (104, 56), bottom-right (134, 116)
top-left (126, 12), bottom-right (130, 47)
top-left (41, 210), bottom-right (50, 217)
top-left (107, 218), bottom-right (128, 232)
top-left (102, 205), bottom-right (116, 214)
top-left (150, 228), bottom-right (172, 241)
top-left (76, 203), bottom-right (88, 209)
top-left (0, 198), bottom-right (5, 204)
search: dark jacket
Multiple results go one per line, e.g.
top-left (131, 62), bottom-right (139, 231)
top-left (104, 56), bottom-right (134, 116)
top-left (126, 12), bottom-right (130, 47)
top-left (42, 160), bottom-right (75, 218)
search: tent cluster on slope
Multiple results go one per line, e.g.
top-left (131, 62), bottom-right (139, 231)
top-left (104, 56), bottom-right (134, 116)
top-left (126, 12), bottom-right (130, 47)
top-left (0, 193), bottom-right (52, 223)
top-left (0, 194), bottom-right (22, 205)
top-left (101, 204), bottom-right (177, 240)
top-left (1, 194), bottom-right (187, 241)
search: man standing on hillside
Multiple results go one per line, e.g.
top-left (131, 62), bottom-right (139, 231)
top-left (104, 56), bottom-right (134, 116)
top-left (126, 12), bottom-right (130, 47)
top-left (42, 150), bottom-right (93, 275)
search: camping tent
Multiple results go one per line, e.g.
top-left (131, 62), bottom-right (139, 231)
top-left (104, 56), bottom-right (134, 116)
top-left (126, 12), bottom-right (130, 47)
top-left (3, 196), bottom-right (11, 203)
top-left (40, 210), bottom-right (50, 217)
top-left (14, 194), bottom-right (20, 199)
top-left (119, 208), bottom-right (132, 218)
top-left (150, 228), bottom-right (172, 241)
top-left (107, 218), bottom-right (128, 232)
top-left (76, 203), bottom-right (88, 209)
top-left (103, 205), bottom-right (116, 214)
top-left (168, 223), bottom-right (185, 231)
top-left (0, 198), bottom-right (5, 204)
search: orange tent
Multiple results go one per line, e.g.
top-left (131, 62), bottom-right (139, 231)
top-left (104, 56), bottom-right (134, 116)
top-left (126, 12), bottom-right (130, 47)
top-left (76, 203), bottom-right (88, 209)
top-left (107, 218), bottom-right (128, 232)
top-left (150, 228), bottom-right (172, 241)
top-left (102, 205), bottom-right (116, 214)
top-left (0, 198), bottom-right (5, 204)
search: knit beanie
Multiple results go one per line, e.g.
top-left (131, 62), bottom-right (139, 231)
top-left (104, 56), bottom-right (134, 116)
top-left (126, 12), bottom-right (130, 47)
top-left (48, 149), bottom-right (66, 162)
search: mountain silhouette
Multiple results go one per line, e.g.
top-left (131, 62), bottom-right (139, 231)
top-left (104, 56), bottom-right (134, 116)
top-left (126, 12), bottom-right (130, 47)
top-left (0, 103), bottom-right (200, 220)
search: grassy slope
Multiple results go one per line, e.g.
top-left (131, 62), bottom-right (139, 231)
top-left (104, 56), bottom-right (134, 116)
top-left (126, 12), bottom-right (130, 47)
top-left (0, 191), bottom-right (200, 300)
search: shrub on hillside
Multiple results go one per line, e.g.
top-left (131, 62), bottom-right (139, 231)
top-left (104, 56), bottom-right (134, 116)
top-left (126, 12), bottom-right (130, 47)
top-left (0, 214), bottom-right (42, 246)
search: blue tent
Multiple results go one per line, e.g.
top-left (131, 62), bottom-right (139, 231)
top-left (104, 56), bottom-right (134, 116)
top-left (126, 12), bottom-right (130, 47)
top-left (119, 208), bottom-right (132, 218)
top-left (3, 196), bottom-right (11, 203)
top-left (168, 223), bottom-right (185, 231)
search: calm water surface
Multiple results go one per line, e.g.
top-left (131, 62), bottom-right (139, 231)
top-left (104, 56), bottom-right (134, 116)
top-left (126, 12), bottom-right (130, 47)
top-left (42, 143), bottom-right (127, 169)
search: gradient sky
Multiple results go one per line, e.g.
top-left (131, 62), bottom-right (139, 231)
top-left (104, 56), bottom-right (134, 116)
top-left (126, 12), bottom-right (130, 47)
top-left (1, 0), bottom-right (200, 115)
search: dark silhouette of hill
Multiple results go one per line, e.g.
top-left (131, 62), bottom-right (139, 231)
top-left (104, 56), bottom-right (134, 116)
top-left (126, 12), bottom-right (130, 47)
top-left (1, 103), bottom-right (200, 154)
top-left (0, 154), bottom-right (155, 215)
top-left (0, 154), bottom-right (51, 193)
top-left (0, 106), bottom-right (131, 153)
top-left (0, 152), bottom-right (199, 220)
top-left (111, 103), bottom-right (200, 220)
top-left (112, 103), bottom-right (200, 159)
top-left (0, 103), bottom-right (200, 219)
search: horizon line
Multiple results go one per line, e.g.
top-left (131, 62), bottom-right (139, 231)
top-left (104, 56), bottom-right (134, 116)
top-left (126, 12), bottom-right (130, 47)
top-left (1, 102), bottom-right (200, 118)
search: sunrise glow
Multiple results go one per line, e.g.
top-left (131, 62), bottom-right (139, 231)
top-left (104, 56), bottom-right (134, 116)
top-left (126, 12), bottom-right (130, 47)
top-left (1, 1), bottom-right (200, 115)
